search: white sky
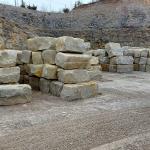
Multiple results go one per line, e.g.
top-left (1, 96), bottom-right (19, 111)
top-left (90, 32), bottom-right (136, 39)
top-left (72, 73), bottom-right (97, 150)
top-left (0, 0), bottom-right (92, 11)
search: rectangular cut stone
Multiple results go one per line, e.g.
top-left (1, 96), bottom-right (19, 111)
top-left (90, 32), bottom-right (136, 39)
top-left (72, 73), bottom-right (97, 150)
top-left (21, 50), bottom-right (31, 64)
top-left (42, 50), bottom-right (56, 65)
top-left (146, 65), bottom-right (150, 72)
top-left (105, 42), bottom-right (123, 58)
top-left (123, 49), bottom-right (134, 57)
top-left (40, 78), bottom-right (50, 93)
top-left (55, 52), bottom-right (91, 70)
top-left (117, 65), bottom-right (133, 73)
top-left (27, 37), bottom-right (56, 51)
top-left (0, 50), bottom-right (17, 67)
top-left (58, 69), bottom-right (90, 84)
top-left (56, 36), bottom-right (90, 53)
top-left (109, 65), bottom-right (117, 72)
top-left (140, 49), bottom-right (148, 57)
top-left (28, 64), bottom-right (43, 77)
top-left (110, 56), bottom-right (133, 65)
top-left (42, 64), bottom-right (57, 80)
top-left (50, 81), bottom-right (64, 97)
top-left (87, 70), bottom-right (102, 81)
top-left (32, 52), bottom-right (43, 64)
top-left (139, 57), bottom-right (147, 65)
top-left (93, 49), bottom-right (107, 57)
top-left (0, 67), bottom-right (20, 84)
top-left (139, 65), bottom-right (146, 72)
top-left (0, 84), bottom-right (32, 106)
top-left (60, 81), bottom-right (98, 101)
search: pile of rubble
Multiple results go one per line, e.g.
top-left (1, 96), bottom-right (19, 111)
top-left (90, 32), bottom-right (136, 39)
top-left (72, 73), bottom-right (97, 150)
top-left (0, 50), bottom-right (32, 105)
top-left (18, 36), bottom-right (102, 101)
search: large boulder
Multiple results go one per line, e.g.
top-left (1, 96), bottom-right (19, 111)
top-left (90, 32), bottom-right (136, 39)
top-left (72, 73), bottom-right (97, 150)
top-left (27, 37), bottom-right (56, 51)
top-left (42, 64), bottom-right (57, 79)
top-left (0, 50), bottom-right (17, 67)
top-left (56, 36), bottom-right (90, 53)
top-left (55, 52), bottom-right (91, 70)
top-left (58, 69), bottom-right (90, 84)
top-left (42, 50), bottom-right (56, 65)
top-left (60, 81), bottom-right (98, 101)
top-left (105, 42), bottom-right (123, 58)
top-left (110, 56), bottom-right (134, 65)
top-left (0, 84), bottom-right (32, 106)
top-left (0, 67), bottom-right (20, 84)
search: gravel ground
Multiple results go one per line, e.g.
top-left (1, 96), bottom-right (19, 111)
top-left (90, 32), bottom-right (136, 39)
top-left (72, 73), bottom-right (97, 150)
top-left (0, 71), bottom-right (150, 150)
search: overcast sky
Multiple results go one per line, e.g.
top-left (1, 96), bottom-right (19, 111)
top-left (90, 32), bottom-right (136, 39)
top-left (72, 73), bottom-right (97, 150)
top-left (0, 0), bottom-right (92, 11)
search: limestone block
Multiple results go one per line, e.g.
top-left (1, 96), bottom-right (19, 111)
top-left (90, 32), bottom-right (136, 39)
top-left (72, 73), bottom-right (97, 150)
top-left (0, 50), bottom-right (17, 67)
top-left (139, 65), bottom-right (146, 72)
top-left (99, 56), bottom-right (109, 64)
top-left (105, 42), bottom-right (122, 58)
top-left (139, 57), bottom-right (147, 65)
top-left (140, 49), bottom-right (148, 57)
top-left (21, 50), bottom-right (32, 64)
top-left (56, 36), bottom-right (89, 53)
top-left (0, 84), bottom-right (32, 106)
top-left (29, 77), bottom-right (40, 90)
top-left (32, 52), bottom-right (43, 64)
top-left (28, 64), bottom-right (43, 77)
top-left (123, 49), bottom-right (134, 57)
top-left (90, 56), bottom-right (99, 65)
top-left (117, 65), bottom-right (133, 73)
top-left (16, 51), bottom-right (23, 65)
top-left (60, 81), bottom-right (98, 101)
top-left (110, 56), bottom-right (133, 65)
top-left (42, 64), bottom-right (57, 80)
top-left (0, 67), bottom-right (20, 84)
top-left (55, 52), bottom-right (91, 70)
top-left (146, 65), bottom-right (150, 72)
top-left (50, 81), bottom-right (64, 97)
top-left (109, 65), bottom-right (117, 72)
top-left (134, 57), bottom-right (140, 64)
top-left (146, 58), bottom-right (150, 65)
top-left (27, 37), bottom-right (56, 51)
top-left (87, 69), bottom-right (102, 81)
top-left (94, 49), bottom-right (107, 57)
top-left (39, 78), bottom-right (50, 93)
top-left (58, 69), bottom-right (90, 84)
top-left (42, 50), bottom-right (56, 65)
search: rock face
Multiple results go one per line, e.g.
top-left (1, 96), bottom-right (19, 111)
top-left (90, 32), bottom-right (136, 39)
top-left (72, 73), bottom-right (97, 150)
top-left (56, 36), bottom-right (90, 53)
top-left (0, 84), bottom-right (32, 106)
top-left (60, 81), bottom-right (98, 101)
top-left (110, 56), bottom-right (134, 65)
top-left (27, 37), bottom-right (56, 51)
top-left (42, 50), bottom-right (56, 65)
top-left (0, 50), bottom-right (17, 67)
top-left (55, 52), bottom-right (91, 69)
top-left (0, 67), bottom-right (20, 84)
top-left (58, 69), bottom-right (90, 84)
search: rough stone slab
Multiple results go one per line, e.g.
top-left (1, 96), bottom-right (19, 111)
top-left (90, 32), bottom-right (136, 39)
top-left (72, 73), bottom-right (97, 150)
top-left (139, 57), bottom-right (147, 65)
top-left (32, 52), bottom-right (43, 64)
top-left (0, 50), bottom-right (17, 67)
top-left (56, 36), bottom-right (90, 53)
top-left (50, 81), bottom-right (64, 97)
top-left (29, 77), bottom-right (40, 90)
top-left (0, 67), bottom-right (20, 84)
top-left (60, 81), bottom-right (98, 101)
top-left (58, 69), bottom-right (90, 84)
top-left (0, 84), bottom-right (32, 106)
top-left (55, 52), bottom-right (91, 70)
top-left (42, 64), bottom-right (57, 80)
top-left (21, 50), bottom-right (32, 64)
top-left (99, 56), bottom-right (109, 64)
top-left (27, 37), bottom-right (56, 51)
top-left (90, 56), bottom-right (99, 65)
top-left (87, 69), bottom-right (102, 81)
top-left (93, 49), bottom-right (107, 57)
top-left (123, 49), bottom-right (134, 57)
top-left (110, 56), bottom-right (133, 65)
top-left (139, 65), bottom-right (146, 72)
top-left (28, 64), bottom-right (43, 77)
top-left (117, 65), bottom-right (133, 73)
top-left (42, 50), bottom-right (56, 65)
top-left (109, 65), bottom-right (117, 72)
top-left (40, 78), bottom-right (50, 93)
top-left (105, 42), bottom-right (122, 58)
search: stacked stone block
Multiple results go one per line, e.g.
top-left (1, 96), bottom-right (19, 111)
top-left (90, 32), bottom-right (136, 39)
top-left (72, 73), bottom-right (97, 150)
top-left (19, 36), bottom-right (102, 101)
top-left (0, 50), bottom-right (32, 105)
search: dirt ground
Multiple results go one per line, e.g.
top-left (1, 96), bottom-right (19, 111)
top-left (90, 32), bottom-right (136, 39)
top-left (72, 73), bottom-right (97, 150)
top-left (0, 71), bottom-right (150, 150)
